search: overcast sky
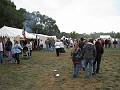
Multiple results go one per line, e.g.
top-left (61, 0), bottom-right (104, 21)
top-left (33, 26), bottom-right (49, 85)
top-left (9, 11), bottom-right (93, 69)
top-left (11, 0), bottom-right (120, 34)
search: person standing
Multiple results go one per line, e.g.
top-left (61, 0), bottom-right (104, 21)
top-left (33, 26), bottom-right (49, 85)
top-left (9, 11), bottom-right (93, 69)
top-left (108, 38), bottom-right (112, 48)
top-left (93, 40), bottom-right (104, 74)
top-left (82, 39), bottom-right (96, 79)
top-left (26, 41), bottom-right (32, 57)
top-left (113, 39), bottom-right (117, 48)
top-left (69, 39), bottom-right (74, 48)
top-left (45, 38), bottom-right (50, 52)
top-left (29, 40), bottom-right (33, 56)
top-left (71, 43), bottom-right (81, 78)
top-left (51, 39), bottom-right (55, 52)
top-left (0, 41), bottom-right (4, 64)
top-left (118, 38), bottom-right (120, 48)
top-left (5, 38), bottom-right (12, 62)
top-left (78, 37), bottom-right (85, 71)
top-left (39, 39), bottom-right (43, 51)
top-left (12, 40), bottom-right (22, 64)
top-left (55, 40), bottom-right (60, 57)
top-left (104, 39), bottom-right (108, 48)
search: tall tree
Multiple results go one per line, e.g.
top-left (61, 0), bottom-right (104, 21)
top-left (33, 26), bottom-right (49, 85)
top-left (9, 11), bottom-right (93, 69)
top-left (24, 11), bottom-right (60, 35)
top-left (0, 0), bottom-right (26, 28)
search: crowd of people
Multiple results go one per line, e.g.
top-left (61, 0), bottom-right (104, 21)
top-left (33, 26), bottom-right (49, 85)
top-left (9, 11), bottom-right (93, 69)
top-left (0, 37), bottom-right (120, 80)
top-left (70, 37), bottom-right (120, 79)
top-left (0, 38), bottom-right (33, 64)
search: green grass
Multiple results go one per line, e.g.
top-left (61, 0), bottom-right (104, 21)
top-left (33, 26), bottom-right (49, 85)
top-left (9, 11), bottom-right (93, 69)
top-left (0, 47), bottom-right (120, 90)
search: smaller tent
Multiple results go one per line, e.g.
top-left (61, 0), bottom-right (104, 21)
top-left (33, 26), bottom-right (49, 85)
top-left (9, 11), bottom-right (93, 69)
top-left (100, 35), bottom-right (111, 39)
top-left (31, 33), bottom-right (57, 48)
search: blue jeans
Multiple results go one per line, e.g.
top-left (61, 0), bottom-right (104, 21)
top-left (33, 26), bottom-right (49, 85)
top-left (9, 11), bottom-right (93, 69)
top-left (46, 45), bottom-right (50, 52)
top-left (73, 63), bottom-right (80, 77)
top-left (82, 59), bottom-right (85, 68)
top-left (0, 52), bottom-right (3, 64)
top-left (114, 44), bottom-right (116, 48)
top-left (51, 45), bottom-right (55, 52)
top-left (84, 59), bottom-right (93, 79)
top-left (6, 51), bottom-right (11, 61)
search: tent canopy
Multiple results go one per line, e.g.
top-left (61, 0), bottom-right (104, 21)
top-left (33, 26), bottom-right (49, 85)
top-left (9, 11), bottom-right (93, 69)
top-left (100, 35), bottom-right (111, 39)
top-left (0, 26), bottom-right (36, 39)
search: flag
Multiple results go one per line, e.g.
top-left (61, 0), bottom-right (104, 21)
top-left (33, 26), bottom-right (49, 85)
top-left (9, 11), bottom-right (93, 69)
top-left (36, 30), bottom-right (38, 46)
top-left (22, 27), bottom-right (26, 39)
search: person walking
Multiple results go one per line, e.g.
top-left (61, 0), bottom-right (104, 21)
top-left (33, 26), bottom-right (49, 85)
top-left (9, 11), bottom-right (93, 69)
top-left (55, 40), bottom-right (60, 57)
top-left (82, 39), bottom-right (96, 79)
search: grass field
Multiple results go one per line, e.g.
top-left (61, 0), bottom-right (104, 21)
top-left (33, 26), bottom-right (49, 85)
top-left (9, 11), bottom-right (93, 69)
top-left (0, 47), bottom-right (120, 90)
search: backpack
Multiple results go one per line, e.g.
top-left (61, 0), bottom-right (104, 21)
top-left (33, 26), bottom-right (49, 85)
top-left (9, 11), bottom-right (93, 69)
top-left (84, 44), bottom-right (95, 60)
top-left (72, 47), bottom-right (82, 62)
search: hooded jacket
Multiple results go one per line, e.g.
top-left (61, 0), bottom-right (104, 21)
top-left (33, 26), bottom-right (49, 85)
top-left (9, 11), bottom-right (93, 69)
top-left (83, 42), bottom-right (96, 60)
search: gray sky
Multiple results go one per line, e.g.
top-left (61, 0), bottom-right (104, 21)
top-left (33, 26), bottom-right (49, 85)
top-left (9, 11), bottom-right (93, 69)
top-left (11, 0), bottom-right (120, 34)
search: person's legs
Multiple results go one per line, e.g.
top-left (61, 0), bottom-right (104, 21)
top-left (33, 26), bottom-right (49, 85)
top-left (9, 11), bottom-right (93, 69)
top-left (56, 48), bottom-right (59, 56)
top-left (93, 59), bottom-right (97, 73)
top-left (73, 64), bottom-right (80, 77)
top-left (96, 58), bottom-right (101, 73)
top-left (46, 45), bottom-right (50, 52)
top-left (16, 53), bottom-right (20, 64)
top-left (82, 59), bottom-right (85, 71)
top-left (0, 52), bottom-right (3, 64)
top-left (84, 60), bottom-right (88, 77)
top-left (73, 64), bottom-right (76, 77)
top-left (89, 59), bottom-right (93, 79)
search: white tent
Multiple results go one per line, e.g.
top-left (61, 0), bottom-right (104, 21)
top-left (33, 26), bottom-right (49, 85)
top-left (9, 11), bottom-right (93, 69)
top-left (0, 26), bottom-right (36, 39)
top-left (100, 35), bottom-right (111, 39)
top-left (0, 26), bottom-right (36, 44)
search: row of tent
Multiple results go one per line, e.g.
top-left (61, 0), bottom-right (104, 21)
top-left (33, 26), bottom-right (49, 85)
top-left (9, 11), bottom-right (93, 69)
top-left (0, 26), bottom-right (57, 45)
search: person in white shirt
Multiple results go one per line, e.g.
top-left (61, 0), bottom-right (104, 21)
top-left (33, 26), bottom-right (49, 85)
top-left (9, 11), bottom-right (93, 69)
top-left (59, 40), bottom-right (66, 53)
top-left (69, 39), bottom-right (74, 48)
top-left (30, 41), bottom-right (33, 56)
top-left (26, 41), bottom-right (32, 57)
top-left (39, 39), bottom-right (43, 51)
top-left (55, 40), bottom-right (60, 56)
top-left (0, 41), bottom-right (4, 64)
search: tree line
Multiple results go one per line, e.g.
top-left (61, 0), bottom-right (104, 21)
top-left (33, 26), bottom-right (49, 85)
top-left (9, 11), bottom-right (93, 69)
top-left (0, 0), bottom-right (120, 39)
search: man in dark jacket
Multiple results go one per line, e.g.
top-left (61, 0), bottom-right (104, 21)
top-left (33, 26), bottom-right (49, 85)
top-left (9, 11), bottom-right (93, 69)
top-left (93, 40), bottom-right (104, 74)
top-left (5, 38), bottom-right (12, 62)
top-left (82, 39), bottom-right (96, 79)
top-left (78, 37), bottom-right (85, 71)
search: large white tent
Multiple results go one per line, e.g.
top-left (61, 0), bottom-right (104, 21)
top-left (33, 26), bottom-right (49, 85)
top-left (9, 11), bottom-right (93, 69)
top-left (0, 26), bottom-right (36, 39)
top-left (0, 26), bottom-right (36, 44)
